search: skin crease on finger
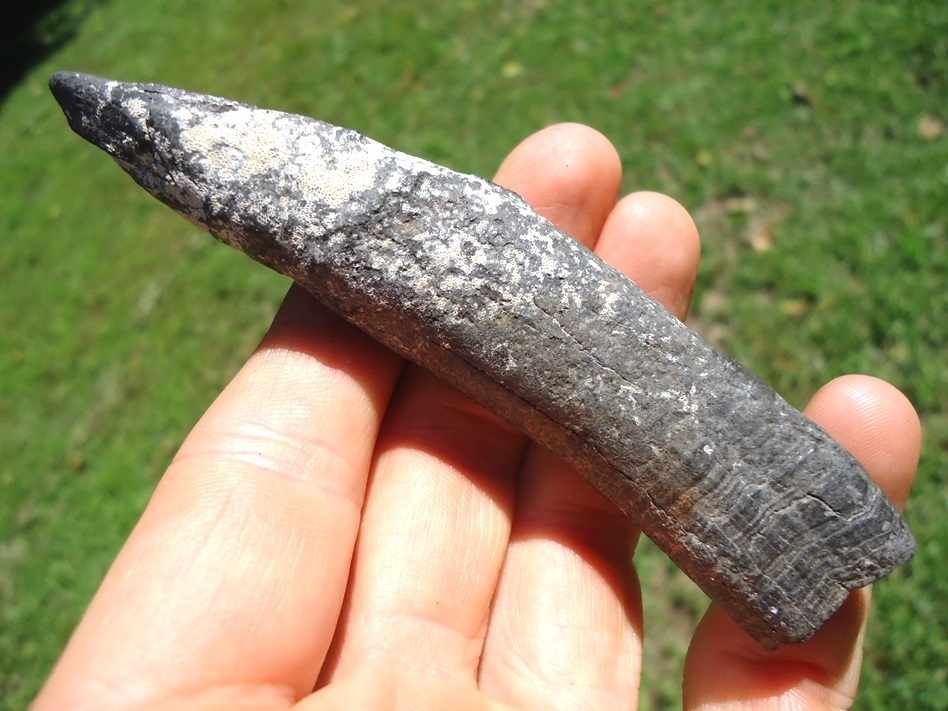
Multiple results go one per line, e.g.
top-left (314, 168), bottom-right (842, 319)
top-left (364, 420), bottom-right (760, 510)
top-left (30, 123), bottom-right (919, 711)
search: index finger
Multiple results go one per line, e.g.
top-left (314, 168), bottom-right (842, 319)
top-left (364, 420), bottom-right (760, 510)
top-left (32, 286), bottom-right (404, 710)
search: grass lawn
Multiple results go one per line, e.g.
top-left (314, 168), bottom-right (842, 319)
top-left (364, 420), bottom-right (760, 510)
top-left (2, 1), bottom-right (946, 708)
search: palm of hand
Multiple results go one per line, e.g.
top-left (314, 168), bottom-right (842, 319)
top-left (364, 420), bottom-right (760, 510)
top-left (33, 125), bottom-right (918, 711)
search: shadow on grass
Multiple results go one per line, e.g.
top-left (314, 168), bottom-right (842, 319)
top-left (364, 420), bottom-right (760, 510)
top-left (1, 0), bottom-right (105, 104)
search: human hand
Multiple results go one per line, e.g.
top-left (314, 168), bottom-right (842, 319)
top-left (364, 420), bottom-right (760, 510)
top-left (32, 124), bottom-right (920, 711)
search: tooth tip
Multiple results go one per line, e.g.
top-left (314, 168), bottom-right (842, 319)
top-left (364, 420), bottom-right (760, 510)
top-left (50, 71), bottom-right (112, 110)
top-left (49, 72), bottom-right (118, 147)
top-left (49, 71), bottom-right (76, 107)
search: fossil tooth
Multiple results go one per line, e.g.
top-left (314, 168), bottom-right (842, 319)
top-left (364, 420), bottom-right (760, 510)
top-left (50, 71), bottom-right (915, 647)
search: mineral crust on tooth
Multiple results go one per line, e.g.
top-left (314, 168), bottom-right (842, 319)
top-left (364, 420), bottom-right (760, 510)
top-left (50, 71), bottom-right (916, 648)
